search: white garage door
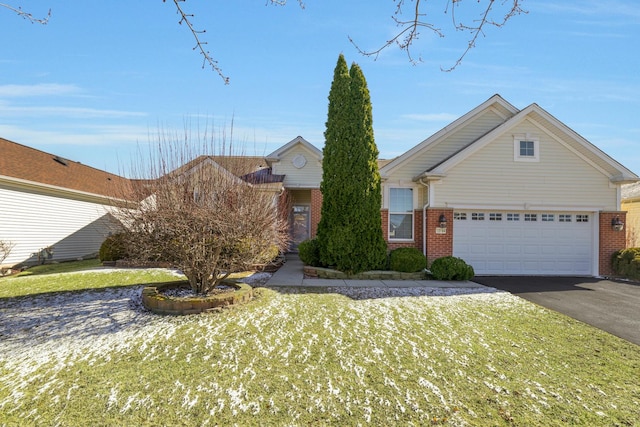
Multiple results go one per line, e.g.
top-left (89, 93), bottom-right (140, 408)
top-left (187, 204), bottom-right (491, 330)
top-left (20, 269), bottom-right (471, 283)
top-left (453, 211), bottom-right (594, 275)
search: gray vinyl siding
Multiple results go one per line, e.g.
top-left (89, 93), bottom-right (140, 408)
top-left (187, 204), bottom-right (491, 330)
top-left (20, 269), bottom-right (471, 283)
top-left (0, 185), bottom-right (122, 266)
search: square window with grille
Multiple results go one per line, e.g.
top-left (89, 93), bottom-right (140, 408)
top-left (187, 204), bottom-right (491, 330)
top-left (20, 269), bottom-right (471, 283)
top-left (576, 214), bottom-right (589, 223)
top-left (524, 213), bottom-right (537, 222)
top-left (454, 212), bottom-right (467, 220)
top-left (520, 140), bottom-right (535, 157)
top-left (542, 214), bottom-right (555, 222)
top-left (472, 212), bottom-right (485, 221)
top-left (489, 213), bottom-right (502, 221)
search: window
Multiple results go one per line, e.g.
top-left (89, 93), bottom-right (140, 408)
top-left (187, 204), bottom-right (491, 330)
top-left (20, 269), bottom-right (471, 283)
top-left (514, 137), bottom-right (539, 162)
top-left (454, 212), bottom-right (467, 220)
top-left (524, 213), bottom-right (537, 222)
top-left (507, 213), bottom-right (520, 221)
top-left (576, 214), bottom-right (589, 223)
top-left (472, 212), bottom-right (485, 221)
top-left (559, 214), bottom-right (572, 222)
top-left (389, 188), bottom-right (413, 240)
top-left (489, 213), bottom-right (502, 221)
top-left (542, 214), bottom-right (555, 222)
top-left (520, 141), bottom-right (535, 157)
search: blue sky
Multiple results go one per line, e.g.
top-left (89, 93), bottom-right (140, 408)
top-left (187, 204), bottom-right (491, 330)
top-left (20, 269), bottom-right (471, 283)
top-left (2, 1), bottom-right (639, 176)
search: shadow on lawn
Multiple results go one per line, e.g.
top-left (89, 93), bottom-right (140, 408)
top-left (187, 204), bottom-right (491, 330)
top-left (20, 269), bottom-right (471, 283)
top-left (262, 285), bottom-right (503, 301)
top-left (0, 285), bottom-right (151, 350)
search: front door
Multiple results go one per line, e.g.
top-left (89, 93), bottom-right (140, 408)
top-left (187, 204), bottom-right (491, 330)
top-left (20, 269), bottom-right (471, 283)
top-left (290, 205), bottom-right (310, 250)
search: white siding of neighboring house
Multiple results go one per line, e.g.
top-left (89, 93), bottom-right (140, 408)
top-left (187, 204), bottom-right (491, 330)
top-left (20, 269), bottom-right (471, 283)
top-left (271, 145), bottom-right (323, 189)
top-left (0, 185), bottom-right (122, 266)
top-left (432, 120), bottom-right (618, 210)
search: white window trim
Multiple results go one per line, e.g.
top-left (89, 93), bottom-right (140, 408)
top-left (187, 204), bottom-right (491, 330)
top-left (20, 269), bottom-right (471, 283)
top-left (514, 136), bottom-right (540, 162)
top-left (388, 186), bottom-right (415, 241)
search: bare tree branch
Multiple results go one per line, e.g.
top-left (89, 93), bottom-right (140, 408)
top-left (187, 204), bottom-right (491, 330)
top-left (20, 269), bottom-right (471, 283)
top-left (165, 0), bottom-right (229, 84)
top-left (441, 0), bottom-right (525, 72)
top-left (351, 0), bottom-right (525, 71)
top-left (0, 3), bottom-right (50, 24)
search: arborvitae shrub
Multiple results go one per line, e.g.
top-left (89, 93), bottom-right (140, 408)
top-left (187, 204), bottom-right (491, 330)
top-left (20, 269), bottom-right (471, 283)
top-left (99, 233), bottom-right (128, 262)
top-left (315, 54), bottom-right (387, 274)
top-left (429, 256), bottom-right (475, 280)
top-left (389, 247), bottom-right (426, 273)
top-left (298, 239), bottom-right (322, 267)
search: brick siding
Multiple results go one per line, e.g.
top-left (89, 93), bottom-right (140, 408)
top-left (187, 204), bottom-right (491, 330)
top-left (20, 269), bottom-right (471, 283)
top-left (599, 211), bottom-right (627, 276)
top-left (425, 208), bottom-right (453, 265)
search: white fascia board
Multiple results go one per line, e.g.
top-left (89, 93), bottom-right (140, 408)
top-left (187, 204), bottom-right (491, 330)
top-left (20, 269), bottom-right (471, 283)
top-left (380, 94), bottom-right (519, 178)
top-left (526, 105), bottom-right (640, 182)
top-left (0, 174), bottom-right (125, 205)
top-left (430, 106), bottom-right (533, 174)
top-left (265, 136), bottom-right (322, 163)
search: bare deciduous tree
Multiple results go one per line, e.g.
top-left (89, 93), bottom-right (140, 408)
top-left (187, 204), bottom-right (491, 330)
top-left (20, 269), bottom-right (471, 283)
top-left (113, 128), bottom-right (289, 295)
top-left (0, 240), bottom-right (15, 270)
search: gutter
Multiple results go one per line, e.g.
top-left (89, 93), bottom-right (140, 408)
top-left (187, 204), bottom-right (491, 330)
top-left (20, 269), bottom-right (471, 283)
top-left (418, 178), bottom-right (430, 256)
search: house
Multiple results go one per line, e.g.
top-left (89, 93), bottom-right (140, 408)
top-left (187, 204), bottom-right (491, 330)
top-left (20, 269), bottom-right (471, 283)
top-left (0, 138), bottom-right (130, 267)
top-left (622, 182), bottom-right (640, 247)
top-left (269, 95), bottom-right (638, 276)
top-left (0, 138), bottom-right (279, 268)
top-left (3, 94), bottom-right (637, 276)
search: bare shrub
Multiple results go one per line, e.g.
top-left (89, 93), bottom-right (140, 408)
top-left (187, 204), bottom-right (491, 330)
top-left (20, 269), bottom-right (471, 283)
top-left (113, 127), bottom-right (289, 295)
top-left (0, 240), bottom-right (15, 266)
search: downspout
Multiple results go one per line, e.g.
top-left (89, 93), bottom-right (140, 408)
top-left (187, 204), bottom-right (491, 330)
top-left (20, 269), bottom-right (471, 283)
top-left (418, 178), bottom-right (430, 257)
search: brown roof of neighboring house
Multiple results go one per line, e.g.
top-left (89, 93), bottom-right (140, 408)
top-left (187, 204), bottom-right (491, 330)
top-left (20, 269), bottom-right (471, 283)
top-left (0, 137), bottom-right (132, 199)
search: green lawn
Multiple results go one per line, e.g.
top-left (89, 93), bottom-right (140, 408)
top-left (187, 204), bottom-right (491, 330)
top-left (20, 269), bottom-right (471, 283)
top-left (1, 268), bottom-right (639, 426)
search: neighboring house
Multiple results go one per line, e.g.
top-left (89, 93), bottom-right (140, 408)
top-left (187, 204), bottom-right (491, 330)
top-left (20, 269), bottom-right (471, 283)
top-left (622, 182), bottom-right (640, 247)
top-left (3, 94), bottom-right (637, 275)
top-left (0, 138), bottom-right (129, 267)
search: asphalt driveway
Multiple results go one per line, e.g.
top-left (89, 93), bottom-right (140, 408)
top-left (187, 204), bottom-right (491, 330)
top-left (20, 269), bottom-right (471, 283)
top-left (472, 276), bottom-right (640, 346)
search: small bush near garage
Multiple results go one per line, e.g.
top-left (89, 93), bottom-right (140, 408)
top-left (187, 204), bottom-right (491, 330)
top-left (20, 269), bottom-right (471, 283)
top-left (429, 256), bottom-right (475, 280)
top-left (389, 247), bottom-right (426, 273)
top-left (99, 233), bottom-right (128, 262)
top-left (298, 238), bottom-right (322, 267)
top-left (611, 247), bottom-right (640, 280)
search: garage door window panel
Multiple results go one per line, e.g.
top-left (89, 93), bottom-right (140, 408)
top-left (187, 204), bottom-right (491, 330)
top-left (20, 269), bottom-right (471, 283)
top-left (389, 188), bottom-right (413, 240)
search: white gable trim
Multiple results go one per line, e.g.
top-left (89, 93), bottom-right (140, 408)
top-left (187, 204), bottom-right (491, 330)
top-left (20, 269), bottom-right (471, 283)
top-left (426, 104), bottom-right (639, 183)
top-left (380, 94), bottom-right (519, 178)
top-left (0, 174), bottom-right (121, 205)
top-left (265, 136), bottom-right (322, 163)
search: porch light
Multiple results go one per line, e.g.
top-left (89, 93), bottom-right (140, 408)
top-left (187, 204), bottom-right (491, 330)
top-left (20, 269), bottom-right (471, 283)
top-left (438, 214), bottom-right (448, 229)
top-left (611, 216), bottom-right (624, 232)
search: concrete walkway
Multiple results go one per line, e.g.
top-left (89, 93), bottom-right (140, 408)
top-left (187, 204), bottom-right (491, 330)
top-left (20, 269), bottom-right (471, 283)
top-left (265, 253), bottom-right (481, 288)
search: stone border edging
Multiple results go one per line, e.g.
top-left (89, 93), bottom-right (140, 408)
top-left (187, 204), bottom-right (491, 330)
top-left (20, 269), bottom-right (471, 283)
top-left (141, 280), bottom-right (253, 315)
top-left (304, 266), bottom-right (426, 280)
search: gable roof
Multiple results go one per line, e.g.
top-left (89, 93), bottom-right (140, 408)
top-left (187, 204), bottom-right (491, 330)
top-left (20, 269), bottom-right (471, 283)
top-left (380, 94), bottom-right (519, 178)
top-left (265, 136), bottom-right (323, 163)
top-left (0, 137), bottom-right (132, 200)
top-left (416, 102), bottom-right (639, 184)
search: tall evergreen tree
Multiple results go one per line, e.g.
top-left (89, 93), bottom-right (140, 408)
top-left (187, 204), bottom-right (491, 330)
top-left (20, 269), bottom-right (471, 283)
top-left (316, 54), bottom-right (387, 273)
